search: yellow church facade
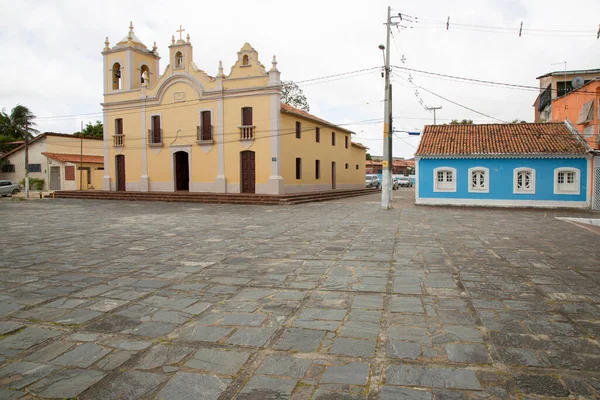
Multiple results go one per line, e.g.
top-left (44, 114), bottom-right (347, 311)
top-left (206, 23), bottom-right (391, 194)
top-left (101, 23), bottom-right (366, 194)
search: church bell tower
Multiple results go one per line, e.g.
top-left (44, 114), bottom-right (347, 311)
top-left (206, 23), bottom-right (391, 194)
top-left (102, 22), bottom-right (160, 94)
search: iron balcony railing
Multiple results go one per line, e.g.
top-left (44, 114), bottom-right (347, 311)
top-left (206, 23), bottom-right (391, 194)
top-left (148, 128), bottom-right (163, 145)
top-left (197, 125), bottom-right (213, 142)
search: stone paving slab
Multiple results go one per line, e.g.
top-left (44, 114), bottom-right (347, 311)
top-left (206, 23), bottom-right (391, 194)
top-left (0, 192), bottom-right (599, 399)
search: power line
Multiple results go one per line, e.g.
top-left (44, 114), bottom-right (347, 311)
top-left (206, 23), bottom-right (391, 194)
top-left (392, 65), bottom-right (600, 95)
top-left (392, 72), bottom-right (595, 146)
top-left (35, 67), bottom-right (381, 122)
top-left (395, 11), bottom-right (599, 37)
top-left (393, 72), bottom-right (504, 122)
top-left (393, 133), bottom-right (418, 149)
top-left (293, 67), bottom-right (380, 85)
top-left (4, 117), bottom-right (385, 153)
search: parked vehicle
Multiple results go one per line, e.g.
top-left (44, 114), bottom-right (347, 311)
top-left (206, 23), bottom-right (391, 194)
top-left (0, 180), bottom-right (21, 196)
top-left (394, 176), bottom-right (413, 188)
top-left (365, 174), bottom-right (381, 189)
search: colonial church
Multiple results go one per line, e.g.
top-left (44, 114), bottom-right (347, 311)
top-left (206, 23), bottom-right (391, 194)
top-left (101, 23), bottom-right (367, 194)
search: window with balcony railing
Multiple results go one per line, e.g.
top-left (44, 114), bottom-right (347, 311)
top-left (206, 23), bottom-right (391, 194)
top-left (113, 118), bottom-right (124, 146)
top-left (197, 111), bottom-right (213, 142)
top-left (197, 125), bottom-right (213, 142)
top-left (240, 107), bottom-right (254, 140)
top-left (148, 128), bottom-right (162, 145)
top-left (148, 115), bottom-right (162, 145)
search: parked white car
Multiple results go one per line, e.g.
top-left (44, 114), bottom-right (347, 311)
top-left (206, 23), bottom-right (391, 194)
top-left (0, 180), bottom-right (21, 196)
top-left (365, 174), bottom-right (381, 189)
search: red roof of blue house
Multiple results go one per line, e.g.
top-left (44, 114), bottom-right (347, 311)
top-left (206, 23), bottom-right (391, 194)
top-left (416, 122), bottom-right (589, 157)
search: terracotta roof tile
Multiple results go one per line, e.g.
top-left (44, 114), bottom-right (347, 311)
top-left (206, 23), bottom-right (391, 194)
top-left (42, 152), bottom-right (104, 164)
top-left (415, 123), bottom-right (589, 156)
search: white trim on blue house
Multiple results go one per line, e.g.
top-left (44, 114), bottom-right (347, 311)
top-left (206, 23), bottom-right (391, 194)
top-left (416, 197), bottom-right (589, 209)
top-left (468, 166), bottom-right (489, 193)
top-left (415, 155), bottom-right (420, 200)
top-left (553, 167), bottom-right (580, 195)
top-left (433, 166), bottom-right (456, 192)
top-left (513, 167), bottom-right (536, 194)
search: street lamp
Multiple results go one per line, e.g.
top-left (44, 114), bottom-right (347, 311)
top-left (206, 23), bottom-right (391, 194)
top-left (394, 130), bottom-right (421, 136)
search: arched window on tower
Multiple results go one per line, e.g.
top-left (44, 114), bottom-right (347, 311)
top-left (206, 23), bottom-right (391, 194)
top-left (242, 55), bottom-right (249, 66)
top-left (112, 62), bottom-right (121, 90)
top-left (175, 51), bottom-right (183, 69)
top-left (140, 65), bottom-right (150, 86)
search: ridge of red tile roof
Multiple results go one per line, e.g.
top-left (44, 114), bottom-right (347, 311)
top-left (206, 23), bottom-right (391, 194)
top-left (42, 152), bottom-right (104, 164)
top-left (415, 122), bottom-right (589, 156)
top-left (280, 103), bottom-right (355, 135)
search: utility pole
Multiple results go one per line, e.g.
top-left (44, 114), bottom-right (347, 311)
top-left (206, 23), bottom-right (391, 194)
top-left (80, 121), bottom-right (83, 190)
top-left (380, 5), bottom-right (396, 210)
top-left (24, 126), bottom-right (29, 199)
top-left (426, 106), bottom-right (442, 125)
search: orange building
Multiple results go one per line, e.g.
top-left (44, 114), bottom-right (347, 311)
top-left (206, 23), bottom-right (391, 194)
top-left (534, 69), bottom-right (600, 123)
top-left (551, 79), bottom-right (600, 151)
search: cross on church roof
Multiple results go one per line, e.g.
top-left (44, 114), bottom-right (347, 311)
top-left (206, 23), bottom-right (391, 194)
top-left (176, 25), bottom-right (185, 40)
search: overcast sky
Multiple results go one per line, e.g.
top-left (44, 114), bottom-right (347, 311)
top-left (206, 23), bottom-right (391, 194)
top-left (1, 0), bottom-right (599, 158)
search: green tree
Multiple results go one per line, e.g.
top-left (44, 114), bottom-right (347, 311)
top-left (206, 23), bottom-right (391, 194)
top-left (449, 119), bottom-right (473, 125)
top-left (74, 121), bottom-right (103, 139)
top-left (511, 119), bottom-right (527, 124)
top-left (281, 81), bottom-right (310, 112)
top-left (0, 105), bottom-right (39, 194)
top-left (366, 153), bottom-right (372, 160)
top-left (0, 105), bottom-right (39, 146)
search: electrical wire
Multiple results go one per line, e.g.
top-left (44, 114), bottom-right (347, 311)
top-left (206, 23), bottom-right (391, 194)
top-left (396, 12), bottom-right (599, 37)
top-left (391, 71), bottom-right (597, 147)
top-left (34, 67), bottom-right (381, 122)
top-left (3, 118), bottom-right (385, 153)
top-left (392, 66), bottom-right (600, 95)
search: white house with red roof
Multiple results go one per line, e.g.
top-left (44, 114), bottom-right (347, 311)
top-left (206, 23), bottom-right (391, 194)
top-left (0, 133), bottom-right (104, 191)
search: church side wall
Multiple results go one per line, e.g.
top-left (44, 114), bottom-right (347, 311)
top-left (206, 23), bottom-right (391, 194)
top-left (279, 114), bottom-right (365, 193)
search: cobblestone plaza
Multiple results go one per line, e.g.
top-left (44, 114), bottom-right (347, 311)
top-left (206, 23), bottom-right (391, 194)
top-left (0, 192), bottom-right (599, 399)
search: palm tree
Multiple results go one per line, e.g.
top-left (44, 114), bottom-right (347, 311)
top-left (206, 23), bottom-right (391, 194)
top-left (0, 105), bottom-right (39, 197)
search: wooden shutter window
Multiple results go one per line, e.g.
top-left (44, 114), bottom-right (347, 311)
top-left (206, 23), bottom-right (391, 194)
top-left (296, 158), bottom-right (302, 179)
top-left (332, 132), bottom-right (335, 146)
top-left (315, 160), bottom-right (320, 179)
top-left (345, 136), bottom-right (348, 148)
top-left (316, 127), bottom-right (320, 142)
top-left (65, 166), bottom-right (75, 181)
top-left (202, 111), bottom-right (212, 140)
top-left (115, 119), bottom-right (123, 135)
top-left (296, 121), bottom-right (301, 139)
top-left (152, 116), bottom-right (161, 143)
top-left (242, 107), bottom-right (253, 126)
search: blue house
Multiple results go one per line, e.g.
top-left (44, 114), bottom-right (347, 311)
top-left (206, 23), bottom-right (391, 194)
top-left (415, 121), bottom-right (593, 208)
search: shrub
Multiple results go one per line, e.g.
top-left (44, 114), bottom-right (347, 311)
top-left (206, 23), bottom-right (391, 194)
top-left (19, 178), bottom-right (45, 190)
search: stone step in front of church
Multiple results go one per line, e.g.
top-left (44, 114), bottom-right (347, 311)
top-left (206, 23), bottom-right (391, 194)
top-left (50, 188), bottom-right (379, 205)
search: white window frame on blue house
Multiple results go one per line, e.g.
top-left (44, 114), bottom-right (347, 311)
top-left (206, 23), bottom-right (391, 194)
top-left (513, 167), bottom-right (536, 194)
top-left (433, 167), bottom-right (456, 192)
top-left (554, 167), bottom-right (580, 195)
top-left (468, 167), bottom-right (489, 193)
